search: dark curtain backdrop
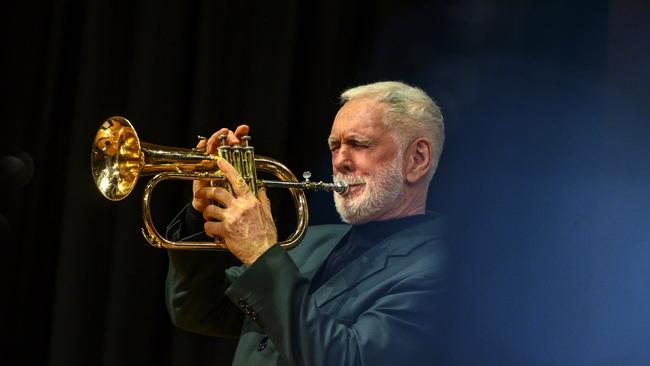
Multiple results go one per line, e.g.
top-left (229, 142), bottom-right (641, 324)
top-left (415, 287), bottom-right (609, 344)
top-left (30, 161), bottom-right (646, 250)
top-left (2, 1), bottom-right (649, 365)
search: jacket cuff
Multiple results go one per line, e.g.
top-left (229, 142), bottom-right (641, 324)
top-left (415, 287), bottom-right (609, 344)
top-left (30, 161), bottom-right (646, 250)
top-left (183, 204), bottom-right (205, 235)
top-left (224, 244), bottom-right (299, 329)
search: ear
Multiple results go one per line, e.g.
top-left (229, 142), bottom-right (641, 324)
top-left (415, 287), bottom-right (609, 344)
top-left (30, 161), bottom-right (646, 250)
top-left (403, 138), bottom-right (432, 184)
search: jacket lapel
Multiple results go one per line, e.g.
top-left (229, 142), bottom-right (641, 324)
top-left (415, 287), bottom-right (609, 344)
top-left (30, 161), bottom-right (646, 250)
top-left (312, 240), bottom-right (390, 307)
top-left (312, 216), bottom-right (444, 308)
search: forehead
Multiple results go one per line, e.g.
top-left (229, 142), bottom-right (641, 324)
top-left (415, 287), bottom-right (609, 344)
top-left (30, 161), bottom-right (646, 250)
top-left (329, 98), bottom-right (389, 137)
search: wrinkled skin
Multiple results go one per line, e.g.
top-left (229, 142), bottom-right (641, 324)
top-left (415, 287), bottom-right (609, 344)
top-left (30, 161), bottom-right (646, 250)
top-left (193, 98), bottom-right (434, 264)
top-left (328, 98), bottom-right (432, 223)
top-left (192, 125), bottom-right (277, 265)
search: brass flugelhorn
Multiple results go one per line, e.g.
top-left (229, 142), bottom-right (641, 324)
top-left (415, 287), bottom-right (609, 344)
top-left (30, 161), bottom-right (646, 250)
top-left (91, 116), bottom-right (347, 250)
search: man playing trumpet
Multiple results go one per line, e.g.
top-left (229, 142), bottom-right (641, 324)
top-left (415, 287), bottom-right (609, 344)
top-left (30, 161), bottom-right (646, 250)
top-left (166, 81), bottom-right (448, 365)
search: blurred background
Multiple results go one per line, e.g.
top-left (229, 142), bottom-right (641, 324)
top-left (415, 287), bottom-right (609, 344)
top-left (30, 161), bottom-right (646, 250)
top-left (1, 0), bottom-right (648, 365)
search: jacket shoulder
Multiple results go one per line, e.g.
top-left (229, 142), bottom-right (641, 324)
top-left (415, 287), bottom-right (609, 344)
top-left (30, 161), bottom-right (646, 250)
top-left (305, 224), bottom-right (350, 240)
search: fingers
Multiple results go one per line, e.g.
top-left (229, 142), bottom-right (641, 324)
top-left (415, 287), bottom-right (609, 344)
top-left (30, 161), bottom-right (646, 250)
top-left (203, 203), bottom-right (226, 222)
top-left (205, 124), bottom-right (250, 153)
top-left (206, 128), bottom-right (231, 153)
top-left (216, 158), bottom-right (251, 198)
top-left (204, 220), bottom-right (226, 239)
top-left (191, 183), bottom-right (210, 211)
top-left (195, 186), bottom-right (236, 207)
top-left (193, 124), bottom-right (251, 213)
top-left (234, 124), bottom-right (249, 139)
top-left (258, 187), bottom-right (272, 214)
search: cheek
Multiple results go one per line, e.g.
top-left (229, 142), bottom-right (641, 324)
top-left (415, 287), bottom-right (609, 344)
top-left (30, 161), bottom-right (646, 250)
top-left (355, 152), bottom-right (386, 175)
top-left (332, 150), bottom-right (390, 175)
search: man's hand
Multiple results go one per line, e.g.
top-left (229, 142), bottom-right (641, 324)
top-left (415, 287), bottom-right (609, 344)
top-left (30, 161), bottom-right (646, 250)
top-left (193, 128), bottom-right (277, 266)
top-left (191, 125), bottom-right (250, 212)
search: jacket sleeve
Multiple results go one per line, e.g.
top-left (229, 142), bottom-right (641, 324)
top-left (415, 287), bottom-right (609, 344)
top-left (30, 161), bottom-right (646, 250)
top-left (224, 243), bottom-right (447, 365)
top-left (164, 203), bottom-right (245, 338)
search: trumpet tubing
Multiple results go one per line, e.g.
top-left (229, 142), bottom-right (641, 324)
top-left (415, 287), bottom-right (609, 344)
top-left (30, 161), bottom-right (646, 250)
top-left (91, 116), bottom-right (346, 251)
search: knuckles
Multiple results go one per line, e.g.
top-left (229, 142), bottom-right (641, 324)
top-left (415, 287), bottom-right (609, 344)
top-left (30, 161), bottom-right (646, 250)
top-left (239, 199), bottom-right (258, 212)
top-left (199, 187), bottom-right (274, 243)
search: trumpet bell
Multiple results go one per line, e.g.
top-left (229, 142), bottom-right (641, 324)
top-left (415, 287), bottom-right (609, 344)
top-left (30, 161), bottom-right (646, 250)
top-left (91, 116), bottom-right (142, 201)
top-left (91, 115), bottom-right (346, 250)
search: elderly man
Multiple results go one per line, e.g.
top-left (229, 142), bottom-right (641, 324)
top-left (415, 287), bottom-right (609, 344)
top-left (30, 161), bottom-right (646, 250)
top-left (166, 81), bottom-right (447, 365)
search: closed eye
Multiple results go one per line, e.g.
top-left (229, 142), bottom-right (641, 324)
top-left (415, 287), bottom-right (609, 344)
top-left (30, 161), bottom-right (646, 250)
top-left (328, 137), bottom-right (374, 151)
top-left (347, 138), bottom-right (373, 149)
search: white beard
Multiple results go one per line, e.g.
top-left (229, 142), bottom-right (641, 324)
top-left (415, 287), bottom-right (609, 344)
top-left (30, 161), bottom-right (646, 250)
top-left (333, 153), bottom-right (405, 224)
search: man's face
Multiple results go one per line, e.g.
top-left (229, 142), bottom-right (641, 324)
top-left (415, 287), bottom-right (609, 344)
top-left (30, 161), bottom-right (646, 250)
top-left (328, 98), bottom-right (405, 224)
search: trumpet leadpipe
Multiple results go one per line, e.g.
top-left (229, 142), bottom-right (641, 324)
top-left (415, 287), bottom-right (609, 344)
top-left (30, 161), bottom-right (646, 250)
top-left (259, 179), bottom-right (348, 194)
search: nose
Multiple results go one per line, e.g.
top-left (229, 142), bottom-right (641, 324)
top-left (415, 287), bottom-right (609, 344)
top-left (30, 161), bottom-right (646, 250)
top-left (332, 147), bottom-right (354, 174)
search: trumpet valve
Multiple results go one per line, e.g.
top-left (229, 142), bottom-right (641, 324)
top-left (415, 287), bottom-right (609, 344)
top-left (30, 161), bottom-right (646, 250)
top-left (241, 135), bottom-right (251, 147)
top-left (302, 171), bottom-right (312, 184)
top-left (218, 134), bottom-right (228, 146)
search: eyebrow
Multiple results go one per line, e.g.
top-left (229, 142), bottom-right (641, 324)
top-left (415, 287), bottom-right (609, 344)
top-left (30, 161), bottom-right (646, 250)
top-left (327, 135), bottom-right (375, 148)
top-left (327, 137), bottom-right (338, 149)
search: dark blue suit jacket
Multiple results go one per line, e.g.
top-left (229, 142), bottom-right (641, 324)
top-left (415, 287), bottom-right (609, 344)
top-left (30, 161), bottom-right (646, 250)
top-left (166, 213), bottom-right (448, 365)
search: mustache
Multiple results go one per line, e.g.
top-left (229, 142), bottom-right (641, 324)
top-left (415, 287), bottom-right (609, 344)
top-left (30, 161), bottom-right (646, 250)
top-left (333, 174), bottom-right (366, 186)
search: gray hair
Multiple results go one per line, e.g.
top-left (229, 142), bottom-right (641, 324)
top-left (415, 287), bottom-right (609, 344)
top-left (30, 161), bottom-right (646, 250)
top-left (340, 81), bottom-right (445, 181)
